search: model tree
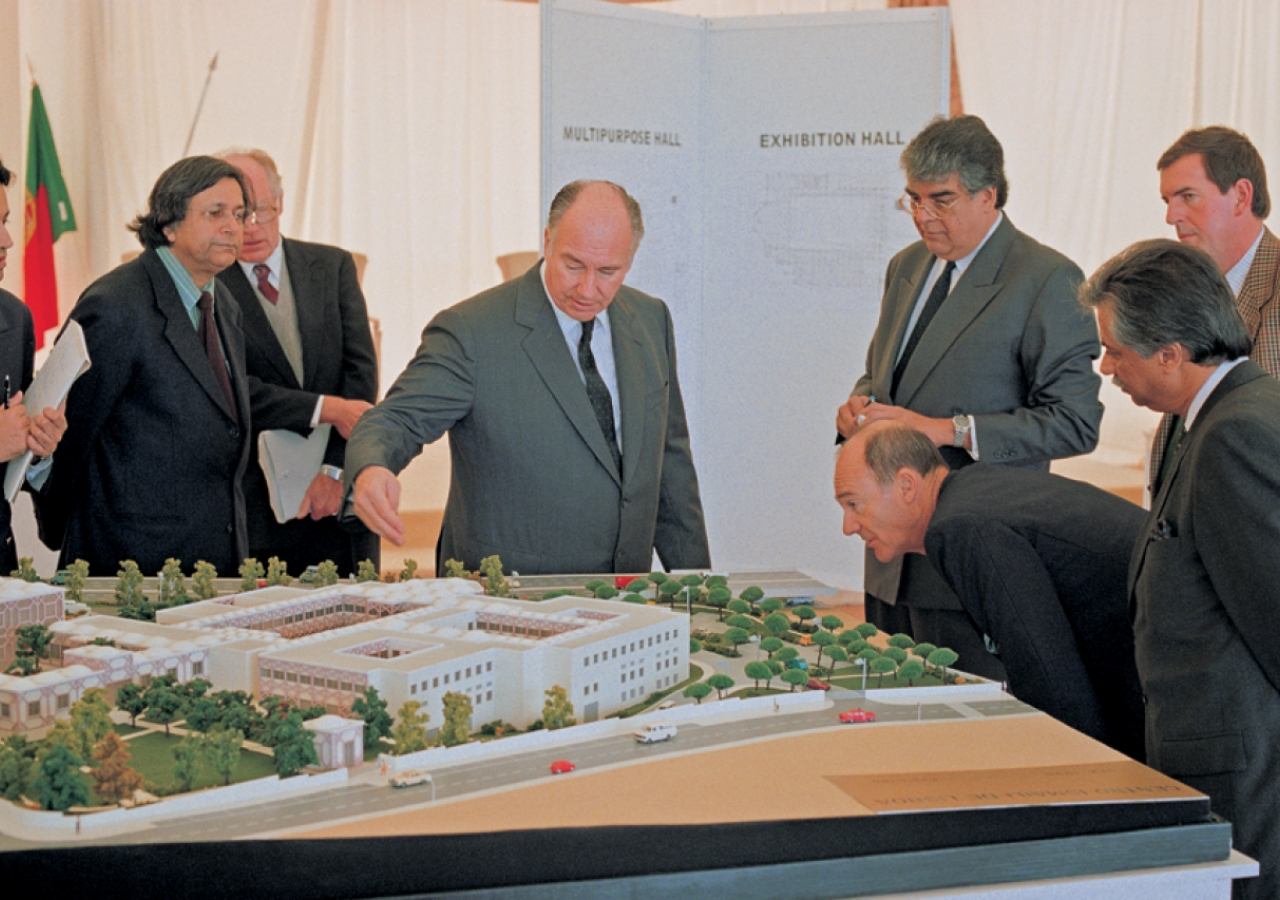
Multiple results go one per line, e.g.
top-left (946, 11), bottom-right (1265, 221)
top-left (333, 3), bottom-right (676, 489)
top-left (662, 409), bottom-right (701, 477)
top-left (726, 599), bottom-right (751, 618)
top-left (678, 573), bottom-right (705, 607)
top-left (826, 646), bottom-right (849, 676)
top-left (739, 585), bottom-right (764, 615)
top-left (887, 632), bottom-right (916, 650)
top-left (763, 612), bottom-right (791, 637)
top-left (478, 555), bottom-right (511, 597)
top-left (725, 614), bottom-right (754, 631)
top-left (143, 678), bottom-right (184, 736)
top-left (780, 669), bottom-right (809, 692)
top-left (392, 701), bottom-right (431, 754)
top-left (623, 593), bottom-right (647, 604)
top-left (265, 556), bottom-right (292, 587)
top-left (116, 683), bottom-right (147, 727)
top-left (541, 685), bottom-right (576, 730)
top-left (398, 559), bottom-right (419, 582)
top-left (871, 656), bottom-right (899, 688)
top-left (272, 711), bottom-right (319, 776)
top-left (439, 691), bottom-right (473, 746)
top-left (706, 673), bottom-right (735, 700)
top-left (759, 637), bottom-right (784, 658)
top-left (442, 559), bottom-right (468, 579)
top-left (744, 661), bottom-right (773, 690)
top-left (10, 556), bottom-right (39, 582)
top-left (820, 614), bottom-right (844, 632)
top-left (657, 579), bottom-right (682, 607)
top-left (63, 559), bottom-right (90, 605)
top-left (0, 735), bottom-right (35, 801)
top-left (91, 732), bottom-right (143, 803)
top-left (203, 727), bottom-right (244, 786)
top-left (758, 597), bottom-right (784, 617)
top-left (115, 560), bottom-right (145, 606)
top-left (356, 559), bottom-right (380, 582)
top-left (927, 647), bottom-right (959, 683)
top-left (774, 647), bottom-right (799, 666)
top-left (683, 682), bottom-right (713, 704)
top-left (723, 627), bottom-right (750, 650)
top-left (69, 689), bottom-right (114, 760)
top-left (351, 687), bottom-right (393, 752)
top-left (191, 560), bottom-right (219, 599)
top-left (238, 557), bottom-right (265, 591)
top-left (813, 631), bottom-right (837, 669)
top-left (5, 623), bottom-right (53, 675)
top-left (31, 744), bottom-right (90, 811)
top-left (705, 586), bottom-right (732, 620)
top-left (791, 605), bottom-right (816, 631)
top-left (882, 646), bottom-right (909, 666)
top-left (689, 636), bottom-right (702, 654)
top-left (897, 659), bottom-right (926, 686)
top-left (854, 622), bottom-right (879, 639)
top-left (172, 736), bottom-right (203, 792)
top-left (913, 642), bottom-right (938, 664)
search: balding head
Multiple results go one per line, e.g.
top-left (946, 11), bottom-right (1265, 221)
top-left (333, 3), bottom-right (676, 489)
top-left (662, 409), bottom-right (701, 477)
top-left (541, 180), bottom-right (644, 322)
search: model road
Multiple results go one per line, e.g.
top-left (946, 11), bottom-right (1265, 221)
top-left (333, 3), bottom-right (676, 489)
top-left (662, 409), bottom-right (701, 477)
top-left (0, 693), bottom-right (1034, 850)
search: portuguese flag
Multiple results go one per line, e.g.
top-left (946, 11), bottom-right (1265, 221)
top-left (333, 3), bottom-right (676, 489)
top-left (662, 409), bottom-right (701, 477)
top-left (23, 84), bottom-right (76, 350)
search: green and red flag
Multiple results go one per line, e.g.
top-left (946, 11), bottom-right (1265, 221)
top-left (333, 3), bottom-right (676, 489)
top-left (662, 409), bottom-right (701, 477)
top-left (23, 83), bottom-right (76, 349)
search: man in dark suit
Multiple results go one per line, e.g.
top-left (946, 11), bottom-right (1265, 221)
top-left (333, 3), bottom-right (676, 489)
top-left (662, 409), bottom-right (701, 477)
top-left (1083, 239), bottom-right (1280, 898)
top-left (218, 149), bottom-right (378, 576)
top-left (834, 420), bottom-right (1145, 760)
top-left (1150, 127), bottom-right (1280, 493)
top-left (345, 180), bottom-right (710, 575)
top-left (836, 115), bottom-right (1103, 679)
top-left (0, 157), bottom-right (65, 572)
top-left (35, 156), bottom-right (253, 576)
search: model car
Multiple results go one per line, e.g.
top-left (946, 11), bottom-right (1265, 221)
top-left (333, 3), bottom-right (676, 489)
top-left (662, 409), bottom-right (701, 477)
top-left (389, 769), bottom-right (432, 788)
top-left (806, 678), bottom-right (831, 691)
top-left (839, 708), bottom-right (877, 724)
top-left (785, 658), bottom-right (809, 671)
top-left (550, 759), bottom-right (576, 774)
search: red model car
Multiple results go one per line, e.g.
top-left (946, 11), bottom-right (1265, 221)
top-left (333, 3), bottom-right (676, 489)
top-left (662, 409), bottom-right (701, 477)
top-left (549, 759), bottom-right (577, 775)
top-left (806, 678), bottom-right (832, 691)
top-left (839, 708), bottom-right (877, 723)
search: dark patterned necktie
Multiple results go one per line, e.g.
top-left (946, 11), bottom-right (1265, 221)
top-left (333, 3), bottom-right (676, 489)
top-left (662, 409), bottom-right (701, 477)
top-left (253, 264), bottom-right (279, 304)
top-left (1152, 415), bottom-right (1185, 496)
top-left (578, 318), bottom-right (621, 471)
top-left (198, 292), bottom-right (238, 422)
top-left (892, 259), bottom-right (956, 396)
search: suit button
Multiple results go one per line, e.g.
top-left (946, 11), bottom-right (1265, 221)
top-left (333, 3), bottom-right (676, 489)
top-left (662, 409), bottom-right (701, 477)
top-left (226, 524), bottom-right (234, 534)
top-left (229, 427), bottom-right (239, 438)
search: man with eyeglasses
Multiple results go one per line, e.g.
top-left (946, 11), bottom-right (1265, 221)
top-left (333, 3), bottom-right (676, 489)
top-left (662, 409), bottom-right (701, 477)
top-left (34, 156), bottom-right (254, 576)
top-left (835, 115), bottom-right (1102, 679)
top-left (216, 149), bottom-right (379, 577)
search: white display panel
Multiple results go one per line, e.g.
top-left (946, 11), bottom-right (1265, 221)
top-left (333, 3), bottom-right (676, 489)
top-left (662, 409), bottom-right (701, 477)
top-left (543, 0), bottom-right (948, 589)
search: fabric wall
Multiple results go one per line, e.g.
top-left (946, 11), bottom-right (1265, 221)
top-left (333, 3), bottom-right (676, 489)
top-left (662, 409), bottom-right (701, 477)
top-left (5, 0), bottom-right (1280, 531)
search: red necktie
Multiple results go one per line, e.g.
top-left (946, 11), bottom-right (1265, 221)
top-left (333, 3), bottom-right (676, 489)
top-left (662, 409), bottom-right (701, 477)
top-left (253, 264), bottom-right (279, 305)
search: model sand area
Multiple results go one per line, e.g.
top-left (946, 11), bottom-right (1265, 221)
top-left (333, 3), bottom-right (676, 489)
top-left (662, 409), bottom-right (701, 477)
top-left (292, 715), bottom-right (1198, 840)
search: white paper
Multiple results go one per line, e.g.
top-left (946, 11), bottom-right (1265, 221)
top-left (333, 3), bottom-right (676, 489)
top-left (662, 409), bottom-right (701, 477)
top-left (4, 320), bottom-right (92, 502)
top-left (258, 425), bottom-right (332, 523)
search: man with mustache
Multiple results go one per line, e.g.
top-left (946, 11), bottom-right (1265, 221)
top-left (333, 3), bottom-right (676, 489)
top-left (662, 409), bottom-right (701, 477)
top-left (35, 156), bottom-right (254, 575)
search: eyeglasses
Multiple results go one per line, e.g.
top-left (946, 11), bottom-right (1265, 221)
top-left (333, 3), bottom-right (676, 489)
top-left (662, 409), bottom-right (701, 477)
top-left (195, 204), bottom-right (251, 227)
top-left (896, 192), bottom-right (963, 220)
top-left (251, 204), bottom-right (279, 226)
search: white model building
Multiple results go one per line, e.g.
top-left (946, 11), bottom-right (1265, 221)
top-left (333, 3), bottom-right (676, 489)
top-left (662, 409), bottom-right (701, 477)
top-left (0, 577), bottom-right (689, 739)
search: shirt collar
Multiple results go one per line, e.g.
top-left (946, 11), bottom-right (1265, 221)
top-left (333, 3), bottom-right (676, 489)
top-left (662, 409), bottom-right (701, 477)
top-left (157, 246), bottom-right (215, 318)
top-left (1186, 357), bottom-right (1249, 430)
top-left (1225, 228), bottom-right (1265, 297)
top-left (949, 211), bottom-right (1003, 280)
top-left (238, 240), bottom-right (285, 284)
top-left (539, 260), bottom-right (612, 338)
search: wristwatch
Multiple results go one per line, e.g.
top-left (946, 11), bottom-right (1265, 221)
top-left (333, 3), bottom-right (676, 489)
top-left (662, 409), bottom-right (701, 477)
top-left (951, 414), bottom-right (971, 448)
top-left (321, 465), bottom-right (343, 482)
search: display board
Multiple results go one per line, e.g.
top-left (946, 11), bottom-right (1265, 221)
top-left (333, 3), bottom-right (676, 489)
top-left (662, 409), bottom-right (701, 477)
top-left (543, 0), bottom-right (949, 588)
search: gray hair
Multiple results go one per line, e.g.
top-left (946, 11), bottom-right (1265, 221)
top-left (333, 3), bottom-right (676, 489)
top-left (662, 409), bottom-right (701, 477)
top-left (215, 147), bottom-right (284, 202)
top-left (902, 115), bottom-right (1008, 209)
top-left (547, 180), bottom-right (644, 256)
top-left (861, 423), bottom-right (946, 488)
top-left (128, 156), bottom-right (251, 250)
top-left (1079, 239), bottom-right (1251, 364)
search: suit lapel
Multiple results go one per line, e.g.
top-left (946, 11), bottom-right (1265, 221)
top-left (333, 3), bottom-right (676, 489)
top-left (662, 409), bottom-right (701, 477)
top-left (222, 254), bottom-right (301, 390)
top-left (142, 251), bottom-right (238, 423)
top-left (515, 266), bottom-right (623, 485)
top-left (878, 256), bottom-right (928, 399)
top-left (609, 293), bottom-right (645, 488)
top-left (283, 238), bottom-right (324, 390)
top-left (1237, 228), bottom-right (1280, 343)
top-left (894, 216), bottom-right (1014, 405)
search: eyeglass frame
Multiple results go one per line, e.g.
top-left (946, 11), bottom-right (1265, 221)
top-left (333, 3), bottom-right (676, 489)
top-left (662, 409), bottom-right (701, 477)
top-left (249, 203), bottom-right (280, 226)
top-left (895, 189), bottom-right (967, 220)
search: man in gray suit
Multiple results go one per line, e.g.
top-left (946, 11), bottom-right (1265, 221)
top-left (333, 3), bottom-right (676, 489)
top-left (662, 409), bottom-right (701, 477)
top-left (345, 180), bottom-right (710, 575)
top-left (836, 115), bottom-right (1103, 679)
top-left (1083, 239), bottom-right (1280, 899)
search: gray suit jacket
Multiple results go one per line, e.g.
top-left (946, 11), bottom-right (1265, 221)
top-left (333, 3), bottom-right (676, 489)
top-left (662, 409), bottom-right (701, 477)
top-left (1130, 360), bottom-right (1280, 898)
top-left (854, 215), bottom-right (1102, 607)
top-left (0, 288), bottom-right (35, 573)
top-left (344, 264), bottom-right (710, 575)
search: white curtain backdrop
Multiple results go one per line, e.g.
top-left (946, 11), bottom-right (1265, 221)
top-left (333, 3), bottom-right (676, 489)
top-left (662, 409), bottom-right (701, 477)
top-left (7, 0), bottom-right (1280, 570)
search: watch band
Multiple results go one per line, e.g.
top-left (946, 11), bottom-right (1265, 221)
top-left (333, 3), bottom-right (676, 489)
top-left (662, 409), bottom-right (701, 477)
top-left (321, 464), bottom-right (343, 482)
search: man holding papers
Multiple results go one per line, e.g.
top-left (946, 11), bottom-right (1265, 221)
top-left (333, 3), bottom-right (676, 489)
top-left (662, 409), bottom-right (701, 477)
top-left (0, 157), bottom-right (65, 572)
top-left (35, 156), bottom-right (253, 576)
top-left (217, 149), bottom-right (379, 575)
